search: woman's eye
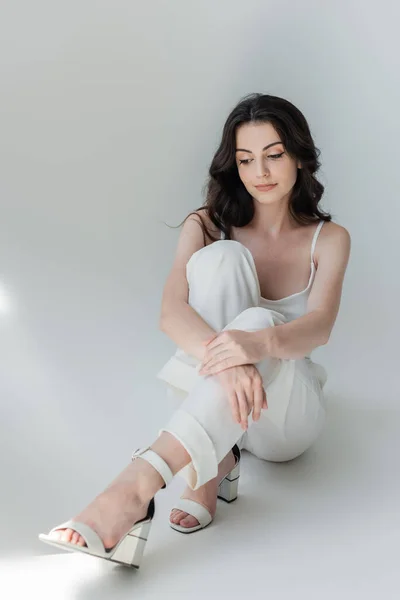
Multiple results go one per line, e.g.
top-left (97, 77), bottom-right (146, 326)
top-left (239, 152), bottom-right (284, 165)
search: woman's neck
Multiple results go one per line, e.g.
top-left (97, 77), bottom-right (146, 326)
top-left (249, 201), bottom-right (298, 240)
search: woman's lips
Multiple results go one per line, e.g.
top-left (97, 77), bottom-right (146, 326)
top-left (255, 184), bottom-right (277, 191)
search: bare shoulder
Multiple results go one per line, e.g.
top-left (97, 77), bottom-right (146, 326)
top-left (315, 221), bottom-right (351, 267)
top-left (169, 207), bottom-right (220, 271)
top-left (320, 220), bottom-right (351, 240)
top-left (186, 208), bottom-right (221, 245)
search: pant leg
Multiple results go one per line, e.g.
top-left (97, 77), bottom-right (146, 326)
top-left (160, 305), bottom-right (286, 489)
top-left (242, 358), bottom-right (327, 462)
top-left (157, 241), bottom-right (290, 490)
top-left (156, 240), bottom-right (285, 393)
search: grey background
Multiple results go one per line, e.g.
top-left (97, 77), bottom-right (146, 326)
top-left (0, 1), bottom-right (399, 596)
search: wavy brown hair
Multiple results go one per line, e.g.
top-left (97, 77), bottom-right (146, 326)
top-left (172, 93), bottom-right (331, 244)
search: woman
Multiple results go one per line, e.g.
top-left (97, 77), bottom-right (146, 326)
top-left (39, 93), bottom-right (351, 567)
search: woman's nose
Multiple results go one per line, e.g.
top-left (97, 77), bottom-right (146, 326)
top-left (255, 163), bottom-right (270, 178)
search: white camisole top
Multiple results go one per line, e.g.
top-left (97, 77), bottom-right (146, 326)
top-left (220, 220), bottom-right (325, 324)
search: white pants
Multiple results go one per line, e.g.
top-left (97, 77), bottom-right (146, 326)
top-left (157, 240), bottom-right (328, 490)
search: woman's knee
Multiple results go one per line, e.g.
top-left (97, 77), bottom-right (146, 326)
top-left (226, 306), bottom-right (276, 331)
top-left (188, 240), bottom-right (253, 279)
top-left (186, 241), bottom-right (261, 326)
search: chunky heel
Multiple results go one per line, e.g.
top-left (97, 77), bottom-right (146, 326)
top-left (111, 520), bottom-right (152, 568)
top-left (217, 457), bottom-right (240, 503)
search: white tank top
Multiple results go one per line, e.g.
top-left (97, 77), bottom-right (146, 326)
top-left (220, 220), bottom-right (325, 323)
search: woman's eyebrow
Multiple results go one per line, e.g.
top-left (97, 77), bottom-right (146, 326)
top-left (235, 142), bottom-right (282, 153)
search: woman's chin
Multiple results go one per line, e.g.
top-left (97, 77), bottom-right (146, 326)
top-left (253, 195), bottom-right (284, 205)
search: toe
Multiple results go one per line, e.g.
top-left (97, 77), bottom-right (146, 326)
top-left (49, 528), bottom-right (66, 542)
top-left (62, 528), bottom-right (75, 543)
top-left (49, 528), bottom-right (69, 542)
top-left (180, 515), bottom-right (199, 528)
top-left (49, 528), bottom-right (85, 546)
top-left (71, 531), bottom-right (80, 545)
top-left (176, 511), bottom-right (189, 523)
top-left (170, 510), bottom-right (184, 524)
top-left (170, 510), bottom-right (200, 527)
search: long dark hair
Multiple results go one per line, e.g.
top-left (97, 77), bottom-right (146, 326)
top-left (172, 93), bottom-right (331, 243)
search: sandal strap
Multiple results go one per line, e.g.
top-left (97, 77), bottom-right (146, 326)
top-left (132, 447), bottom-right (174, 489)
top-left (171, 498), bottom-right (212, 528)
top-left (48, 520), bottom-right (105, 554)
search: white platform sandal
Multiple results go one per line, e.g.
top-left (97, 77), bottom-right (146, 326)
top-left (170, 444), bottom-right (241, 534)
top-left (38, 446), bottom-right (174, 568)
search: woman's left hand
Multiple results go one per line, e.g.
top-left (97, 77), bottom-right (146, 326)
top-left (199, 329), bottom-right (268, 376)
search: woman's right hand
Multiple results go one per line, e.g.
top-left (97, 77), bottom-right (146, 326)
top-left (215, 364), bottom-right (268, 431)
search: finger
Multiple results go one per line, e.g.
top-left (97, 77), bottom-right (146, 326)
top-left (201, 347), bottom-right (231, 369)
top-left (200, 349), bottom-right (231, 372)
top-left (252, 383), bottom-right (264, 422)
top-left (202, 337), bottom-right (225, 352)
top-left (236, 389), bottom-right (250, 430)
top-left (228, 391), bottom-right (241, 425)
top-left (202, 357), bottom-right (240, 376)
top-left (263, 388), bottom-right (268, 409)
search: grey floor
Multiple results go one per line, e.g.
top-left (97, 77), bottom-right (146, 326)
top-left (1, 404), bottom-right (399, 600)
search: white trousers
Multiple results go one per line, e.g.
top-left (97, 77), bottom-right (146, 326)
top-left (157, 240), bottom-right (328, 490)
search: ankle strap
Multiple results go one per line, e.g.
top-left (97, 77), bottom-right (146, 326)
top-left (132, 447), bottom-right (174, 489)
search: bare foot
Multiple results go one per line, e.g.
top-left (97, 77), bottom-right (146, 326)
top-left (170, 449), bottom-right (237, 529)
top-left (48, 458), bottom-right (165, 549)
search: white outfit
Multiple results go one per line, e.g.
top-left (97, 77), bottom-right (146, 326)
top-left (156, 221), bottom-right (328, 490)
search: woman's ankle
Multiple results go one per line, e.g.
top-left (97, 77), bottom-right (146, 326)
top-left (150, 432), bottom-right (192, 474)
top-left (129, 460), bottom-right (165, 503)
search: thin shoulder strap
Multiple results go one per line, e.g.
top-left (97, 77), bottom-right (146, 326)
top-left (220, 228), bottom-right (225, 240)
top-left (310, 220), bottom-right (325, 263)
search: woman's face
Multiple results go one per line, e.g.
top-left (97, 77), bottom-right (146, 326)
top-left (235, 121), bottom-right (301, 205)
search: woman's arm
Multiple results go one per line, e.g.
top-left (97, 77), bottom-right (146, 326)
top-left (160, 302), bottom-right (216, 362)
top-left (159, 212), bottom-right (218, 361)
top-left (262, 224), bottom-right (351, 360)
